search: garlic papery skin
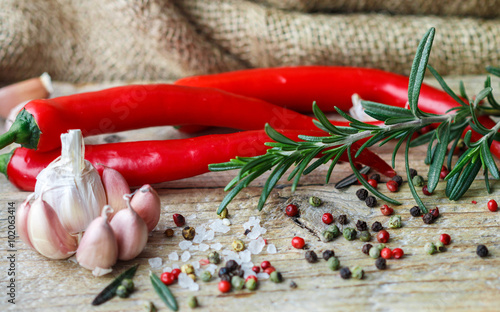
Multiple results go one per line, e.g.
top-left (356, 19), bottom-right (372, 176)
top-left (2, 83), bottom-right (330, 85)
top-left (101, 166), bottom-right (130, 219)
top-left (27, 194), bottom-right (78, 259)
top-left (110, 195), bottom-right (148, 261)
top-left (130, 185), bottom-right (161, 232)
top-left (76, 206), bottom-right (118, 277)
top-left (16, 193), bottom-right (35, 249)
top-left (34, 129), bottom-right (107, 233)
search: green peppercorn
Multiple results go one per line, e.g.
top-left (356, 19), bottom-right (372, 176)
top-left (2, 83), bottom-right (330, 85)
top-left (231, 275), bottom-right (245, 290)
top-left (116, 285), bottom-right (128, 298)
top-left (121, 278), bottom-right (134, 292)
top-left (376, 243), bottom-right (386, 251)
top-left (343, 227), bottom-right (357, 241)
top-left (187, 296), bottom-right (198, 308)
top-left (208, 251), bottom-right (220, 264)
top-left (181, 263), bottom-right (194, 274)
top-left (327, 256), bottom-right (340, 271)
top-left (351, 266), bottom-right (364, 280)
top-left (425, 242), bottom-right (436, 255)
top-left (232, 239), bottom-right (245, 252)
top-left (388, 215), bottom-right (402, 229)
top-left (326, 225), bottom-right (340, 238)
top-left (218, 208), bottom-right (228, 219)
top-left (322, 230), bottom-right (335, 242)
top-left (309, 196), bottom-right (322, 207)
top-left (246, 278), bottom-right (257, 291)
top-left (359, 231), bottom-right (371, 242)
top-left (182, 226), bottom-right (196, 240)
top-left (369, 246), bottom-right (381, 259)
top-left (144, 301), bottom-right (157, 312)
top-left (270, 271), bottom-right (283, 283)
top-left (412, 175), bottom-right (424, 187)
top-left (436, 241), bottom-right (446, 252)
top-left (200, 270), bottom-right (212, 282)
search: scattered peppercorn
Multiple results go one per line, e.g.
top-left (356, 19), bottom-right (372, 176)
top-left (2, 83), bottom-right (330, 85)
top-left (171, 268), bottom-right (181, 279)
top-left (365, 196), bottom-right (377, 207)
top-left (472, 200), bottom-right (477, 204)
top-left (430, 207), bottom-right (440, 218)
top-left (412, 175), bottom-right (424, 187)
top-left (369, 246), bottom-right (381, 259)
top-left (362, 243), bottom-right (373, 255)
top-left (323, 249), bottom-right (335, 260)
top-left (392, 248), bottom-right (404, 259)
top-left (351, 266), bottom-right (364, 280)
top-left (188, 273), bottom-right (196, 281)
top-left (375, 258), bottom-right (387, 270)
top-left (487, 199), bottom-right (498, 212)
top-left (422, 185), bottom-right (432, 196)
top-left (425, 242), bottom-right (436, 255)
top-left (182, 226), bottom-right (196, 240)
top-left (246, 278), bottom-right (257, 291)
top-left (181, 264), bottom-right (195, 274)
top-left (339, 267), bottom-right (352, 279)
top-left (422, 213), bottom-right (435, 224)
top-left (116, 285), bottom-right (129, 298)
top-left (409, 168), bottom-right (418, 179)
top-left (121, 279), bottom-right (134, 292)
top-left (323, 230), bottom-right (335, 242)
top-left (309, 196), bottom-right (322, 207)
top-left (264, 267), bottom-right (276, 274)
top-left (225, 260), bottom-right (239, 272)
top-left (380, 204), bottom-right (394, 216)
top-left (338, 214), bottom-right (348, 225)
top-left (160, 272), bottom-right (175, 285)
top-left (261, 261), bottom-right (271, 270)
top-left (200, 270), bottom-right (212, 282)
top-left (371, 221), bottom-right (383, 232)
top-left (286, 204), bottom-right (299, 217)
top-left (327, 257), bottom-right (340, 271)
top-left (244, 229), bottom-right (251, 235)
top-left (410, 206), bottom-right (422, 217)
top-left (218, 280), bottom-right (231, 293)
top-left (377, 230), bottom-right (390, 243)
top-left (289, 281), bottom-right (298, 288)
top-left (358, 173), bottom-right (368, 184)
top-left (208, 251), bottom-right (220, 264)
top-left (376, 243), bottom-right (386, 251)
top-left (252, 266), bottom-right (260, 274)
top-left (440, 234), bottom-right (451, 245)
top-left (367, 179), bottom-right (378, 188)
top-left (370, 173), bottom-right (381, 182)
top-left (218, 207), bottom-right (228, 219)
top-left (292, 236), bottom-right (305, 249)
top-left (436, 241), bottom-right (445, 252)
top-left (232, 239), bottom-right (245, 252)
top-left (356, 189), bottom-right (368, 200)
top-left (388, 215), bottom-right (402, 229)
top-left (220, 274), bottom-right (231, 282)
top-left (188, 296), bottom-right (198, 308)
top-left (270, 271), bottom-right (283, 283)
top-left (164, 228), bottom-right (174, 237)
top-left (381, 248), bottom-right (393, 259)
top-left (392, 175), bottom-right (403, 186)
top-left (305, 250), bottom-right (318, 263)
top-left (476, 245), bottom-right (489, 257)
top-left (245, 275), bottom-right (258, 283)
top-left (386, 180), bottom-right (399, 192)
top-left (322, 213), bottom-right (334, 225)
top-left (172, 213), bottom-right (185, 227)
top-left (440, 165), bottom-right (449, 179)
top-left (231, 276), bottom-right (245, 290)
top-left (356, 220), bottom-right (368, 231)
top-left (359, 231), bottom-right (371, 242)
top-left (218, 267), bottom-right (229, 277)
top-left (343, 227), bottom-right (357, 241)
top-left (326, 225), bottom-right (341, 238)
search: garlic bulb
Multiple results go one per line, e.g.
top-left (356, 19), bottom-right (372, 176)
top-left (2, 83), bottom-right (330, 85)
top-left (16, 193), bottom-right (35, 249)
top-left (34, 130), bottom-right (107, 233)
top-left (130, 185), bottom-right (161, 232)
top-left (101, 166), bottom-right (130, 219)
top-left (76, 206), bottom-right (118, 276)
top-left (27, 193), bottom-right (78, 259)
top-left (110, 195), bottom-right (148, 261)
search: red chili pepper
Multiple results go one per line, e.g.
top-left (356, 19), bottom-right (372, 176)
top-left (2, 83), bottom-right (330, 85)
top-left (0, 129), bottom-right (395, 191)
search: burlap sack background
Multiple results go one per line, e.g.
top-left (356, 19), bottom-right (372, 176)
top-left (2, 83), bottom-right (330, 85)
top-left (0, 0), bottom-right (499, 84)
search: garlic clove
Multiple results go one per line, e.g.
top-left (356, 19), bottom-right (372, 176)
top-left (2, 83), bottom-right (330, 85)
top-left (130, 185), bottom-right (161, 232)
top-left (27, 194), bottom-right (78, 259)
top-left (76, 206), bottom-right (118, 276)
top-left (101, 166), bottom-right (130, 219)
top-left (110, 195), bottom-right (148, 261)
top-left (16, 193), bottom-right (35, 249)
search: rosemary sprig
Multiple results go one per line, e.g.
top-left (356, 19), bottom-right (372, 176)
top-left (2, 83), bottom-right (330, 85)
top-left (210, 27), bottom-right (500, 214)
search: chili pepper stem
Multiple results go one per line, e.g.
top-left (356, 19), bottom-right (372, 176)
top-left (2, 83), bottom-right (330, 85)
top-left (0, 150), bottom-right (14, 177)
top-left (0, 109), bottom-right (40, 150)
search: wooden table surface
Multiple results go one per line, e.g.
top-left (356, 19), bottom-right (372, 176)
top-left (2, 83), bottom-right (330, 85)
top-left (1, 77), bottom-right (499, 311)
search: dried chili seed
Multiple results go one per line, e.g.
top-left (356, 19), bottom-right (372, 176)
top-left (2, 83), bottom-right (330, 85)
top-left (476, 245), bottom-right (488, 257)
top-left (164, 228), bottom-right (174, 237)
top-left (422, 213), bottom-right (435, 224)
top-left (339, 267), bottom-right (351, 279)
top-left (356, 220), bottom-right (368, 231)
top-left (367, 179), bottom-right (378, 188)
top-left (172, 213), bottom-right (185, 227)
top-left (386, 180), bottom-right (399, 192)
top-left (370, 173), bottom-right (381, 182)
top-left (375, 258), bottom-right (387, 270)
top-left (343, 227), bottom-right (357, 241)
top-left (309, 196), bottom-right (322, 207)
top-left (285, 204), bottom-right (299, 217)
top-left (365, 196), bottom-right (377, 207)
top-left (289, 281), bottom-right (298, 288)
top-left (422, 185), bottom-right (432, 196)
top-left (225, 260), bottom-right (239, 272)
top-left (338, 214), bottom-right (348, 225)
top-left (322, 213), bottom-right (334, 225)
top-left (305, 250), bottom-right (318, 263)
top-left (322, 249), bottom-right (335, 261)
top-left (356, 188), bottom-right (369, 200)
top-left (371, 221), bottom-right (383, 232)
top-left (410, 206), bottom-right (422, 217)
top-left (412, 175), bottom-right (424, 187)
top-left (487, 199), bottom-right (498, 212)
top-left (440, 234), bottom-right (451, 245)
top-left (376, 230), bottom-right (389, 243)
top-left (409, 168), bottom-right (418, 179)
top-left (430, 207), bottom-right (440, 218)
top-left (392, 175), bottom-right (403, 186)
top-left (362, 243), bottom-right (373, 255)
top-left (182, 226), bottom-right (196, 240)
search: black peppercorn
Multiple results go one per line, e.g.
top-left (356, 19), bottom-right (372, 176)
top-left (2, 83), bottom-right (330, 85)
top-left (289, 281), bottom-right (298, 288)
top-left (410, 206), bottom-right (422, 217)
top-left (409, 168), bottom-right (418, 179)
top-left (225, 260), bottom-right (238, 272)
top-left (233, 268), bottom-right (244, 277)
top-left (422, 213), bottom-right (435, 224)
top-left (476, 245), bottom-right (488, 257)
top-left (305, 250), bottom-right (318, 263)
top-left (375, 258), bottom-right (387, 270)
top-left (369, 173), bottom-right (381, 183)
top-left (220, 274), bottom-right (231, 281)
top-left (338, 214), bottom-right (348, 225)
top-left (356, 220), bottom-right (368, 231)
top-left (244, 229), bottom-right (251, 235)
top-left (392, 175), bottom-right (403, 186)
top-left (356, 188), bottom-right (368, 200)
top-left (339, 267), bottom-right (351, 279)
top-left (365, 196), bottom-right (377, 207)
top-left (371, 221), bottom-right (383, 232)
top-left (322, 250), bottom-right (335, 261)
top-left (362, 243), bottom-right (373, 255)
top-left (218, 267), bottom-right (229, 277)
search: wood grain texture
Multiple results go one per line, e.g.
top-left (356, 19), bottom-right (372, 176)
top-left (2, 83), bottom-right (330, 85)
top-left (1, 76), bottom-right (499, 311)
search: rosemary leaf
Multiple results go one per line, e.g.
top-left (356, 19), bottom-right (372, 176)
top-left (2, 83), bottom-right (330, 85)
top-left (91, 264), bottom-right (139, 306)
top-left (427, 123), bottom-right (450, 193)
top-left (480, 140), bottom-right (500, 179)
top-left (334, 165), bottom-right (370, 189)
top-left (405, 130), bottom-right (427, 213)
top-left (150, 271), bottom-right (178, 311)
top-left (484, 168), bottom-right (491, 194)
top-left (258, 155), bottom-right (298, 210)
top-left (427, 64), bottom-right (467, 106)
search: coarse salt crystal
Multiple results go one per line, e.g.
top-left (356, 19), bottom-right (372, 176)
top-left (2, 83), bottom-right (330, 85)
top-left (178, 273), bottom-right (193, 288)
top-left (248, 237), bottom-right (266, 254)
top-left (204, 230), bottom-right (215, 241)
top-left (179, 241), bottom-right (193, 250)
top-left (239, 250), bottom-right (252, 263)
top-left (199, 243), bottom-right (210, 251)
top-left (187, 214), bottom-right (197, 220)
top-left (193, 234), bottom-right (204, 244)
top-left (181, 251), bottom-right (191, 262)
top-left (267, 244), bottom-right (277, 254)
top-left (209, 219), bottom-right (230, 233)
top-left (189, 283), bottom-right (200, 291)
top-left (168, 252), bottom-right (179, 261)
top-left (192, 261), bottom-right (201, 270)
top-left (189, 245), bottom-right (200, 251)
top-left (163, 267), bottom-right (172, 273)
top-left (257, 272), bottom-right (270, 279)
top-left (206, 264), bottom-right (218, 274)
top-left (211, 242), bottom-right (223, 250)
top-left (172, 263), bottom-right (180, 269)
top-left (148, 257), bottom-right (162, 268)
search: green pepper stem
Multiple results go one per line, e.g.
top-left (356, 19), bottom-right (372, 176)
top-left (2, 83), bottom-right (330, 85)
top-left (0, 109), bottom-right (40, 150)
top-left (0, 150), bottom-right (14, 177)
